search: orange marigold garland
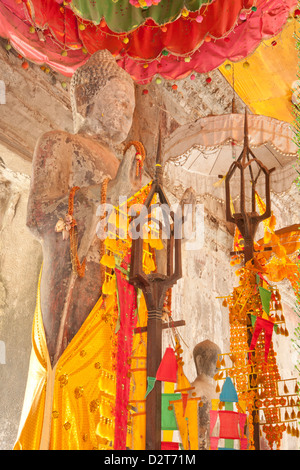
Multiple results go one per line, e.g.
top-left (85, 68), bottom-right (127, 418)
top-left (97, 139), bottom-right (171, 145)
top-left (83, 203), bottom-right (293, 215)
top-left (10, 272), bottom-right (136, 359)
top-left (55, 186), bottom-right (86, 277)
top-left (217, 254), bottom-right (300, 449)
top-left (99, 177), bottom-right (111, 287)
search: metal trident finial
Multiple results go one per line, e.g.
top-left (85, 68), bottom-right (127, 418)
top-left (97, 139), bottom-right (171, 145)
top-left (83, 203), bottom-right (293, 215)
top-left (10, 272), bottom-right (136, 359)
top-left (244, 108), bottom-right (249, 148)
top-left (155, 129), bottom-right (163, 183)
top-left (240, 108), bottom-right (249, 165)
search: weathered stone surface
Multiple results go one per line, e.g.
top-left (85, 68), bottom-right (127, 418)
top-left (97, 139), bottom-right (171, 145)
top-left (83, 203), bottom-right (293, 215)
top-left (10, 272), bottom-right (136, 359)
top-left (26, 51), bottom-right (141, 368)
top-left (0, 153), bottom-right (42, 450)
top-left (0, 39), bottom-right (72, 161)
top-left (190, 340), bottom-right (222, 450)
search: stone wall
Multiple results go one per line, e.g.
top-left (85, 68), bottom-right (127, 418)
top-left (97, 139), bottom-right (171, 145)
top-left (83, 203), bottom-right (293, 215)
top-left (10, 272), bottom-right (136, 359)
top-left (0, 147), bottom-right (42, 450)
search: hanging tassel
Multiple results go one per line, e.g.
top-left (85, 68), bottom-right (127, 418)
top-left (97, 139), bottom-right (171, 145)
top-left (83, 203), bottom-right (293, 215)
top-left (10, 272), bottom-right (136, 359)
top-left (144, 252), bottom-right (156, 273)
top-left (250, 375), bottom-right (257, 387)
top-left (290, 397), bottom-right (295, 407)
top-left (102, 276), bottom-right (116, 296)
top-left (67, 186), bottom-right (86, 278)
top-left (105, 237), bottom-right (118, 252)
top-left (284, 382), bottom-right (289, 394)
top-left (100, 253), bottom-right (115, 269)
top-left (284, 327), bottom-right (289, 337)
top-left (102, 279), bottom-right (111, 295)
top-left (148, 237), bottom-right (164, 250)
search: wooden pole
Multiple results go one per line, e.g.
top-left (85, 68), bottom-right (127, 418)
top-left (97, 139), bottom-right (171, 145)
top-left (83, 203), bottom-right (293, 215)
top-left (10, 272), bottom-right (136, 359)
top-left (135, 316), bottom-right (185, 449)
top-left (145, 309), bottom-right (163, 450)
top-left (243, 246), bottom-right (260, 451)
top-left (134, 319), bottom-right (185, 334)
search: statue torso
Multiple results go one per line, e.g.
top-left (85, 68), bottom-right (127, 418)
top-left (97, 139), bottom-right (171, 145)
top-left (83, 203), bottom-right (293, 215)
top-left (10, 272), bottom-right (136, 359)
top-left (27, 130), bottom-right (119, 366)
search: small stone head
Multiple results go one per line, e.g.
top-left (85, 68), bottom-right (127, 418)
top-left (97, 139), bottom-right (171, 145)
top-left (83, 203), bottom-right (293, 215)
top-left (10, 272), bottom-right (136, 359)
top-left (193, 340), bottom-right (221, 379)
top-left (70, 50), bottom-right (135, 143)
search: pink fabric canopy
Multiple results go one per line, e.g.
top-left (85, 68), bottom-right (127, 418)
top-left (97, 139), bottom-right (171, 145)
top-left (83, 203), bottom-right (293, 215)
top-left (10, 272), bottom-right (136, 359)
top-left (119, 0), bottom-right (297, 83)
top-left (0, 0), bottom-right (296, 81)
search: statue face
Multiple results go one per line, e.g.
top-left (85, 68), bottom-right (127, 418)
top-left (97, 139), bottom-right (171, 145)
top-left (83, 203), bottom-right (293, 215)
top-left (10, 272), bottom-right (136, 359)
top-left (78, 77), bottom-right (135, 143)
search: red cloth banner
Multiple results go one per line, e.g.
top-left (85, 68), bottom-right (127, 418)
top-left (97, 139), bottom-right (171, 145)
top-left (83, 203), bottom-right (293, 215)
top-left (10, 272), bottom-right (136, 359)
top-left (209, 409), bottom-right (218, 434)
top-left (156, 347), bottom-right (178, 383)
top-left (0, 0), bottom-right (296, 80)
top-left (114, 265), bottom-right (138, 450)
top-left (209, 436), bottom-right (219, 450)
top-left (249, 316), bottom-right (274, 361)
top-left (161, 441), bottom-right (180, 450)
top-left (218, 410), bottom-right (241, 440)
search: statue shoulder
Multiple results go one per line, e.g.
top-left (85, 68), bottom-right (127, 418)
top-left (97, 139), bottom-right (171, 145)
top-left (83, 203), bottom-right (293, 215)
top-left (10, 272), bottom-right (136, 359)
top-left (32, 130), bottom-right (76, 173)
top-left (35, 130), bottom-right (73, 151)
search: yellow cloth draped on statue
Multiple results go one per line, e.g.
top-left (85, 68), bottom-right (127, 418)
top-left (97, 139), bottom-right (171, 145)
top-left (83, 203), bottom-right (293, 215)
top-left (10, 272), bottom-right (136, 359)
top-left (14, 272), bottom-right (149, 450)
top-left (13, 182), bottom-right (172, 450)
top-left (14, 273), bottom-right (120, 450)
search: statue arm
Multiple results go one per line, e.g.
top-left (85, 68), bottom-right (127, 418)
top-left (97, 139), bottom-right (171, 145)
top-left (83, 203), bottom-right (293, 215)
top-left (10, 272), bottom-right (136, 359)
top-left (26, 131), bottom-right (73, 240)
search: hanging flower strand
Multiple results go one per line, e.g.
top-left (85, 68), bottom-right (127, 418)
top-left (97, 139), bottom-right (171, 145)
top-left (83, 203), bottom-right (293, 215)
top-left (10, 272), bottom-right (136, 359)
top-left (55, 186), bottom-right (86, 278)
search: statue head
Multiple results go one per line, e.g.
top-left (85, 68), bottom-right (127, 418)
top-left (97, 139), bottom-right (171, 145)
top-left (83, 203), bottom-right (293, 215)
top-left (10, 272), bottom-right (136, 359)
top-left (193, 340), bottom-right (221, 379)
top-left (70, 50), bottom-right (135, 143)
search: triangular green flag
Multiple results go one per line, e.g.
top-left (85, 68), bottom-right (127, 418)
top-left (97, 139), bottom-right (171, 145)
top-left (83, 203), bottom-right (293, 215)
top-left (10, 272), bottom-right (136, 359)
top-left (145, 377), bottom-right (156, 398)
top-left (161, 393), bottom-right (181, 431)
top-left (251, 314), bottom-right (256, 327)
top-left (259, 286), bottom-right (272, 314)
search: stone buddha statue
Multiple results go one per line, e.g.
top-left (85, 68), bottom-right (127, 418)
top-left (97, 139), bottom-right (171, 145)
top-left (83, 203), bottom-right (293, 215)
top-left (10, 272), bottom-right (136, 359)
top-left (26, 50), bottom-right (141, 367)
top-left (190, 340), bottom-right (221, 449)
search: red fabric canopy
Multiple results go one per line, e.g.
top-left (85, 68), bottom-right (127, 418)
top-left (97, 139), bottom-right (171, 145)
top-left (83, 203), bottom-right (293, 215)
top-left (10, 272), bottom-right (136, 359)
top-left (0, 0), bottom-right (296, 80)
top-left (79, 0), bottom-right (255, 59)
top-left (118, 0), bottom-right (297, 83)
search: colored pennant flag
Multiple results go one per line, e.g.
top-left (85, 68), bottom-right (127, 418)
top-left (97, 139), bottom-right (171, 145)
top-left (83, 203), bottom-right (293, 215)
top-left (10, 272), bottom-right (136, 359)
top-left (182, 393), bottom-right (188, 417)
top-left (145, 376), bottom-right (156, 398)
top-left (161, 442), bottom-right (179, 450)
top-left (250, 316), bottom-right (274, 361)
top-left (219, 377), bottom-right (239, 403)
top-left (156, 347), bottom-right (178, 383)
top-left (161, 393), bottom-right (181, 431)
top-left (259, 286), bottom-right (272, 314)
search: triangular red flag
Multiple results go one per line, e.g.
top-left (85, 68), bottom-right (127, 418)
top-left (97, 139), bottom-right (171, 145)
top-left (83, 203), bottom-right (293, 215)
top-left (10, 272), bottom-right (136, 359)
top-left (156, 347), bottom-right (178, 383)
top-left (182, 393), bottom-right (188, 417)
